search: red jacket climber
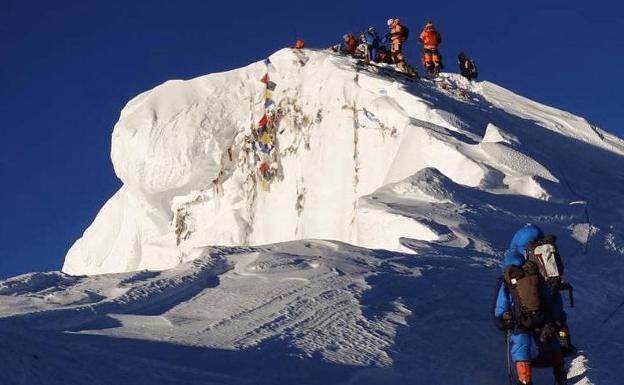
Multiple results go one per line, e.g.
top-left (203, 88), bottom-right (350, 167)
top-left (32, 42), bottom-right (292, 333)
top-left (418, 21), bottom-right (443, 74)
top-left (341, 33), bottom-right (358, 55)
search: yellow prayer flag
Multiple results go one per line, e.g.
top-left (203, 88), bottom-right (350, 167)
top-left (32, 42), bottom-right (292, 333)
top-left (260, 132), bottom-right (272, 145)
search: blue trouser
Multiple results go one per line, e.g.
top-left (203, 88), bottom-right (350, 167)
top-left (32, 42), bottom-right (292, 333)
top-left (511, 331), bottom-right (560, 362)
top-left (368, 45), bottom-right (379, 61)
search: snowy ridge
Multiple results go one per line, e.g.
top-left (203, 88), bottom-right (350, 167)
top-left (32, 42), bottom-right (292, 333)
top-left (0, 241), bottom-right (514, 383)
top-left (63, 48), bottom-right (624, 276)
top-left (0, 248), bottom-right (230, 330)
top-left (0, 240), bottom-right (607, 384)
top-left (2, 48), bottom-right (624, 384)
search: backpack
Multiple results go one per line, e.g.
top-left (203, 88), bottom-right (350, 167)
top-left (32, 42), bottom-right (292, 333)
top-left (468, 59), bottom-right (478, 78)
top-left (503, 260), bottom-right (546, 330)
top-left (526, 235), bottom-right (564, 285)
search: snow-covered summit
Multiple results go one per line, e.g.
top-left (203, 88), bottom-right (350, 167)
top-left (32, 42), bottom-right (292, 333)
top-left (4, 48), bottom-right (624, 385)
top-left (63, 48), bottom-right (624, 276)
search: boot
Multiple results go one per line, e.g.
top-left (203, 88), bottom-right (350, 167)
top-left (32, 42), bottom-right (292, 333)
top-left (553, 366), bottom-right (567, 385)
top-left (516, 361), bottom-right (532, 385)
top-left (403, 63), bottom-right (419, 78)
top-left (552, 351), bottom-right (567, 385)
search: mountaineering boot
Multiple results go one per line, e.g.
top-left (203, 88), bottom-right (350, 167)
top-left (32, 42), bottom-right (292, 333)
top-left (405, 64), bottom-right (419, 79)
top-left (553, 368), bottom-right (567, 385)
top-left (516, 361), bottom-right (532, 385)
top-left (552, 351), bottom-right (567, 385)
top-left (426, 62), bottom-right (434, 75)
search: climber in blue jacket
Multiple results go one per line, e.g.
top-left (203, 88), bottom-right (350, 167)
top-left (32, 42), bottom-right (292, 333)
top-left (364, 26), bottom-right (382, 62)
top-left (494, 224), bottom-right (567, 385)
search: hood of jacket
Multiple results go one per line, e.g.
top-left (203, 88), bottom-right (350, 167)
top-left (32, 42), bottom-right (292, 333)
top-left (500, 224), bottom-right (543, 269)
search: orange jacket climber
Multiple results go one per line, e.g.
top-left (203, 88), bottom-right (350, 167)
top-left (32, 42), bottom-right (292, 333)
top-left (419, 22), bottom-right (442, 49)
top-left (388, 18), bottom-right (405, 53)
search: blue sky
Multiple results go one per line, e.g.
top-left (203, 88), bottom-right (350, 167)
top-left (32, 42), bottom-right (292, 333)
top-left (1, 0), bottom-right (622, 278)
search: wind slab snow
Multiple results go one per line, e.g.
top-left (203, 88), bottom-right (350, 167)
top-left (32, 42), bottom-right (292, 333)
top-left (2, 48), bottom-right (624, 385)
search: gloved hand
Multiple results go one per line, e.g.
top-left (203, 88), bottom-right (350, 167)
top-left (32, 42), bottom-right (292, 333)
top-left (539, 323), bottom-right (558, 344)
top-left (502, 312), bottom-right (514, 329)
top-left (495, 311), bottom-right (514, 331)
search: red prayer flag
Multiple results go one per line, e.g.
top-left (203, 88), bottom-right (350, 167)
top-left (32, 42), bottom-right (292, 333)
top-left (259, 161), bottom-right (270, 175)
top-left (257, 114), bottom-right (268, 128)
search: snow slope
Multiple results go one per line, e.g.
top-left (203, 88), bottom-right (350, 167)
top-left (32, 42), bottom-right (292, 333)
top-left (2, 48), bottom-right (624, 384)
top-left (61, 48), bottom-right (624, 276)
top-left (1, 240), bottom-right (622, 385)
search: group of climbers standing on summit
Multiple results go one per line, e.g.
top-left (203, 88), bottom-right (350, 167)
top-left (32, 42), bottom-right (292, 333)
top-left (331, 18), bottom-right (477, 81)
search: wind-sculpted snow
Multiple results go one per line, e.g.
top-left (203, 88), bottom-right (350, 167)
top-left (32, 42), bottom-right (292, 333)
top-left (4, 48), bottom-right (624, 384)
top-left (1, 240), bottom-right (619, 384)
top-left (0, 242), bottom-right (513, 383)
top-left (62, 48), bottom-right (624, 276)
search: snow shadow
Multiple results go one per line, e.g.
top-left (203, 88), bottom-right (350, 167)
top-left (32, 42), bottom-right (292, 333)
top-left (399, 77), bottom-right (624, 257)
top-left (127, 274), bottom-right (221, 316)
top-left (0, 272), bottom-right (81, 296)
top-left (0, 328), bottom-right (365, 385)
top-left (359, 251), bottom-right (591, 385)
top-left (414, 80), bottom-right (624, 195)
top-left (359, 252), bottom-right (508, 385)
top-left (3, 269), bottom-right (224, 333)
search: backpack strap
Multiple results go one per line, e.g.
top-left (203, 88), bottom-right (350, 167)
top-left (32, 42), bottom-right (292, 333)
top-left (493, 276), bottom-right (513, 331)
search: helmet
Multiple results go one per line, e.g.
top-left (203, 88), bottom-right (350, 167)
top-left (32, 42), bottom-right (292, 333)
top-left (368, 26), bottom-right (376, 34)
top-left (387, 18), bottom-right (394, 26)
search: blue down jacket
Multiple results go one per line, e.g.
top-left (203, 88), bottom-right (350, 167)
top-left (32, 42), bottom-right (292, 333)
top-left (365, 29), bottom-right (382, 61)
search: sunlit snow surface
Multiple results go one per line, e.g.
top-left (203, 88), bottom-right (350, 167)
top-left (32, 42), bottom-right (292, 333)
top-left (2, 49), bottom-right (624, 384)
top-left (61, 48), bottom-right (624, 275)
